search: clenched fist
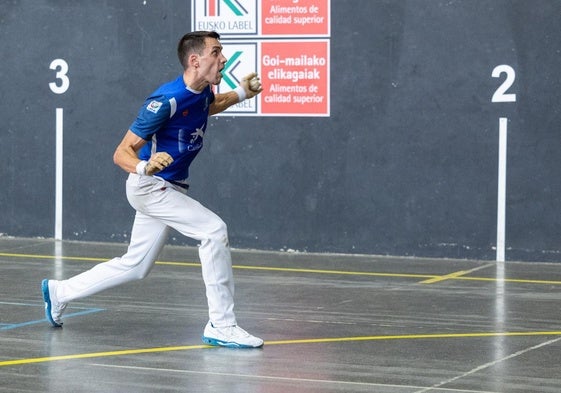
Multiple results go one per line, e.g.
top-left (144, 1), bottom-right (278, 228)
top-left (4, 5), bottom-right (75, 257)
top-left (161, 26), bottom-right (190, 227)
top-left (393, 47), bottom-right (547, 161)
top-left (240, 73), bottom-right (262, 99)
top-left (146, 152), bottom-right (173, 175)
top-left (137, 152), bottom-right (174, 176)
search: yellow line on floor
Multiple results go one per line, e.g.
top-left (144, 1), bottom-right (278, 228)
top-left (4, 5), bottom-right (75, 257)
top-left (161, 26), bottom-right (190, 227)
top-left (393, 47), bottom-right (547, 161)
top-left (2, 252), bottom-right (561, 285)
top-left (419, 270), bottom-right (469, 284)
top-left (420, 263), bottom-right (495, 285)
top-left (0, 345), bottom-right (209, 367)
top-left (456, 276), bottom-right (561, 285)
top-left (264, 331), bottom-right (561, 345)
top-left (1, 331), bottom-right (561, 367)
top-left (0, 252), bottom-right (434, 280)
top-left (222, 264), bottom-right (432, 280)
top-left (0, 252), bottom-right (105, 262)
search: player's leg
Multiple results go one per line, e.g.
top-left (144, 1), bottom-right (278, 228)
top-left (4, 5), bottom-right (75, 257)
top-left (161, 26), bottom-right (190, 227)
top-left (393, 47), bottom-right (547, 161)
top-left (147, 188), bottom-right (236, 325)
top-left (121, 174), bottom-right (236, 326)
top-left (59, 212), bottom-right (168, 302)
top-left (154, 186), bottom-right (262, 347)
top-left (43, 212), bottom-right (168, 326)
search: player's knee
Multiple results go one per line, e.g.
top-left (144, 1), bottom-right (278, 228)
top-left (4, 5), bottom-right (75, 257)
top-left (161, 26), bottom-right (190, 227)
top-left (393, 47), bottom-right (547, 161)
top-left (134, 268), bottom-right (151, 280)
top-left (119, 260), bottom-right (154, 281)
top-left (207, 216), bottom-right (227, 236)
top-left (218, 220), bottom-right (228, 236)
top-left (208, 219), bottom-right (229, 246)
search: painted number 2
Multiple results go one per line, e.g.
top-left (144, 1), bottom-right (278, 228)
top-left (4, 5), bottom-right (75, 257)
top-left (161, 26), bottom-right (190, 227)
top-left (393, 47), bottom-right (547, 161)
top-left (49, 59), bottom-right (70, 94)
top-left (491, 65), bottom-right (516, 103)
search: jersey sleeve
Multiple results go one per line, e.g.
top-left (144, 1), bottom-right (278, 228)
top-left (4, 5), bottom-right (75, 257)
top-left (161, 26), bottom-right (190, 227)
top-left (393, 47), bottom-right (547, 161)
top-left (129, 95), bottom-right (171, 140)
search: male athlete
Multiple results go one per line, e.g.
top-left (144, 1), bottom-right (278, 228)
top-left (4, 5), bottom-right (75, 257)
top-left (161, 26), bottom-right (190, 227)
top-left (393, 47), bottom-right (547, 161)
top-left (41, 31), bottom-right (264, 348)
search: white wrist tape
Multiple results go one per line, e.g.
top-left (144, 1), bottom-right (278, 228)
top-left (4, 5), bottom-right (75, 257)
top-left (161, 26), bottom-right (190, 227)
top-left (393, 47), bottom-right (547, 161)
top-left (234, 85), bottom-right (246, 102)
top-left (136, 160), bottom-right (148, 176)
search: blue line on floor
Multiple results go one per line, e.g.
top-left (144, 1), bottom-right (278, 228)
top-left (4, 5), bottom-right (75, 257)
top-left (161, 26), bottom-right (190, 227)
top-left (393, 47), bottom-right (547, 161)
top-left (1, 306), bottom-right (105, 331)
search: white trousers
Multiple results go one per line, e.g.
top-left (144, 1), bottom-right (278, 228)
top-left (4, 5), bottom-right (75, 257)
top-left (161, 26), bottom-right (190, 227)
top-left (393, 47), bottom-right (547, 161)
top-left (56, 173), bottom-right (236, 327)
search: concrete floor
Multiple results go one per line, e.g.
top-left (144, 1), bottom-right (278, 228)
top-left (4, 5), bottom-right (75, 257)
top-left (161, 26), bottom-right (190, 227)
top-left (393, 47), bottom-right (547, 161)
top-left (0, 237), bottom-right (560, 392)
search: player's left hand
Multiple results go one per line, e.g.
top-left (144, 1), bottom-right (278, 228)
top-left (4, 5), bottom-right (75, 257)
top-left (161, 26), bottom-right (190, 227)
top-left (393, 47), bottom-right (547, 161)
top-left (240, 73), bottom-right (263, 99)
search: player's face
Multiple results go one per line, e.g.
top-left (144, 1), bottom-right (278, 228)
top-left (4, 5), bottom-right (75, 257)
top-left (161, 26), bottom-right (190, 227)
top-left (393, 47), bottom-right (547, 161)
top-left (198, 37), bottom-right (227, 85)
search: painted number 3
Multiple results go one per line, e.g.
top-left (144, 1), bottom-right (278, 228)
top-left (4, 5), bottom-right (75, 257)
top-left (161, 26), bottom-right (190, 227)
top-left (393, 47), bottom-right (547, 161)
top-left (491, 65), bottom-right (516, 103)
top-left (49, 59), bottom-right (69, 94)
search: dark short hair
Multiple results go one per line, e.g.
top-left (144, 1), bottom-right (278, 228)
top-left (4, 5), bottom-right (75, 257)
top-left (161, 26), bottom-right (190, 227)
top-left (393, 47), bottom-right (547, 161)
top-left (177, 31), bottom-right (221, 69)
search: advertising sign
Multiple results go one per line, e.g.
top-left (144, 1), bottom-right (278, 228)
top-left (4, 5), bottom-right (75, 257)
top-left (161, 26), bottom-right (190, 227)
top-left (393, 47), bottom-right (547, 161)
top-left (262, 0), bottom-right (330, 36)
top-left (192, 0), bottom-right (331, 116)
top-left (260, 40), bottom-right (329, 115)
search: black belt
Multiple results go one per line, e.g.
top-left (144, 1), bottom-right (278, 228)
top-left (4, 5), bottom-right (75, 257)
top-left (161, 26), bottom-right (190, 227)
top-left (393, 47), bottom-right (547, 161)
top-left (169, 180), bottom-right (190, 190)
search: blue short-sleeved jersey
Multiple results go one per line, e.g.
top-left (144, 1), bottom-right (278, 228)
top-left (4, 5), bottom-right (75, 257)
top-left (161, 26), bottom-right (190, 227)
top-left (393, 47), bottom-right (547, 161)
top-left (130, 75), bottom-right (215, 182)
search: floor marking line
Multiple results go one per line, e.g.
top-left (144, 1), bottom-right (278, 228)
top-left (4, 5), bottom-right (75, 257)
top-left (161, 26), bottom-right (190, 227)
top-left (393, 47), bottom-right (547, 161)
top-left (2, 252), bottom-right (561, 285)
top-left (0, 252), bottom-right (106, 262)
top-left (455, 276), bottom-right (561, 285)
top-left (420, 263), bottom-right (495, 285)
top-left (90, 363), bottom-right (501, 393)
top-left (413, 336), bottom-right (561, 393)
top-left (0, 303), bottom-right (105, 331)
top-left (233, 264), bottom-right (434, 279)
top-left (2, 331), bottom-right (561, 368)
top-left (420, 270), bottom-right (469, 284)
top-left (262, 331), bottom-right (561, 345)
top-left (0, 345), bottom-right (209, 367)
top-left (1, 309), bottom-right (104, 331)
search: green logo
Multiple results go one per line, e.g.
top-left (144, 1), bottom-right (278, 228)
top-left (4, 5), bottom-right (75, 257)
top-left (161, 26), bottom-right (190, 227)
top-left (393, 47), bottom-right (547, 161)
top-left (223, 0), bottom-right (247, 16)
top-left (221, 50), bottom-right (243, 89)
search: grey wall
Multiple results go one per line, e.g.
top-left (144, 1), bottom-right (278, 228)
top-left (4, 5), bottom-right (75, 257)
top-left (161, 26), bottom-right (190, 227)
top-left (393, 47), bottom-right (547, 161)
top-left (1, 0), bottom-right (561, 262)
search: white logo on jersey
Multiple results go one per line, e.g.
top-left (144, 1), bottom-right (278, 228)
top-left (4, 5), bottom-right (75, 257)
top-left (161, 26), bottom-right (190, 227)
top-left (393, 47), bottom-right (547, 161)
top-left (147, 100), bottom-right (163, 114)
top-left (190, 127), bottom-right (205, 143)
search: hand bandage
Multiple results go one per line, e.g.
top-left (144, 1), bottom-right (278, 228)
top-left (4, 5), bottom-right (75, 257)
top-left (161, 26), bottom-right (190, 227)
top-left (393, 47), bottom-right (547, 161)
top-left (136, 160), bottom-right (149, 175)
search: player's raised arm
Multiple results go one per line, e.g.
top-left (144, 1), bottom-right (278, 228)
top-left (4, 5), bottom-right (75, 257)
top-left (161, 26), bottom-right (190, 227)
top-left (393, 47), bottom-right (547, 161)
top-left (209, 73), bottom-right (262, 116)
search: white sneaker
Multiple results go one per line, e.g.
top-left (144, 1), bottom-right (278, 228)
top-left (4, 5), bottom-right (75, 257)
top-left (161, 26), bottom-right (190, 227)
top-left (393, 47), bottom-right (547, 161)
top-left (41, 279), bottom-right (67, 327)
top-left (202, 321), bottom-right (264, 348)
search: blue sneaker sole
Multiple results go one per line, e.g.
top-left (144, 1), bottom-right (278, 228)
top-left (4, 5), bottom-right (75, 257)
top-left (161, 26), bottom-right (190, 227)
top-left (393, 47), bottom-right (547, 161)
top-left (42, 279), bottom-right (62, 328)
top-left (202, 336), bottom-right (259, 349)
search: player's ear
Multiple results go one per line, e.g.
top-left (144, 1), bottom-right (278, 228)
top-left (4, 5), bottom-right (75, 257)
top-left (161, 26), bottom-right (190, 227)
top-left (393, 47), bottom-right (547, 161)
top-left (189, 53), bottom-right (200, 69)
